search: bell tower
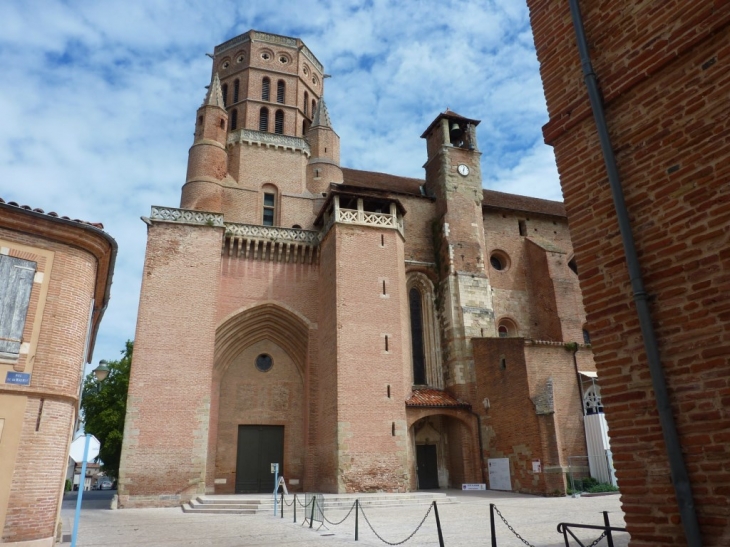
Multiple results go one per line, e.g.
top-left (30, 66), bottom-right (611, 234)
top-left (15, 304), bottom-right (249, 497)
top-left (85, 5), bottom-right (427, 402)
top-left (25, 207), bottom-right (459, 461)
top-left (422, 110), bottom-right (495, 393)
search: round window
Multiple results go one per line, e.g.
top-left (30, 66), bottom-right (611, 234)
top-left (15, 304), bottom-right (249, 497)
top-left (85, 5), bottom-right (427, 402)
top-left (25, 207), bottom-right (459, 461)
top-left (255, 354), bottom-right (273, 372)
top-left (221, 60), bottom-right (230, 69)
top-left (489, 250), bottom-right (510, 272)
top-left (261, 52), bottom-right (271, 60)
top-left (279, 56), bottom-right (288, 64)
top-left (237, 55), bottom-right (245, 63)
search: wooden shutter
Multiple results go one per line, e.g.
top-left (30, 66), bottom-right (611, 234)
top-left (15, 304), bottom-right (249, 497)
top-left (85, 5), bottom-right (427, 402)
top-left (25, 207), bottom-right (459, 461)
top-left (0, 255), bottom-right (36, 355)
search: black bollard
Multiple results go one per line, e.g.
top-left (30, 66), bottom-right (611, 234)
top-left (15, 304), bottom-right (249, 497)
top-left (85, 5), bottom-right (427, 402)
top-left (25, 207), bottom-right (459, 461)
top-left (280, 492), bottom-right (284, 518)
top-left (293, 494), bottom-right (297, 523)
top-left (604, 511), bottom-right (614, 547)
top-left (355, 499), bottom-right (359, 541)
top-left (310, 496), bottom-right (316, 528)
top-left (490, 504), bottom-right (497, 547)
top-left (433, 501), bottom-right (445, 547)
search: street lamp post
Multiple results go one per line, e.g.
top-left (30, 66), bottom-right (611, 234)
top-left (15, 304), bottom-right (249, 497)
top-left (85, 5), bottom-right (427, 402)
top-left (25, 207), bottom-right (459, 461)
top-left (70, 360), bottom-right (109, 547)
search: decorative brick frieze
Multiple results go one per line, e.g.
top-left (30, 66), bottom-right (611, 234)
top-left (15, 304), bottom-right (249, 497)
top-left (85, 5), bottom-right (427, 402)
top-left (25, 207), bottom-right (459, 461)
top-left (228, 129), bottom-right (311, 157)
top-left (149, 206), bottom-right (224, 227)
top-left (223, 223), bottom-right (320, 264)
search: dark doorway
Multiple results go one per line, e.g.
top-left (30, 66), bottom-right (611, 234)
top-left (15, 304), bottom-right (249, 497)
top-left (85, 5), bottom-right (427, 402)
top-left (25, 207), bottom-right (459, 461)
top-left (416, 444), bottom-right (439, 489)
top-left (236, 425), bottom-right (284, 493)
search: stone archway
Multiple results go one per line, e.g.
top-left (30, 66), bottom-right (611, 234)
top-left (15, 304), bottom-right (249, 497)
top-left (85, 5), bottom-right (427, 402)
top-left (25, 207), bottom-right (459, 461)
top-left (208, 303), bottom-right (310, 493)
top-left (407, 408), bottom-right (482, 490)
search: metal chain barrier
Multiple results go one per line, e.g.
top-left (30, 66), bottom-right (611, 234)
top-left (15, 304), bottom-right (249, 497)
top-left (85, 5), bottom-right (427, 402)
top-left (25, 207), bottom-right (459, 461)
top-left (358, 501), bottom-right (434, 546)
top-left (296, 496), bottom-right (314, 509)
top-left (321, 500), bottom-right (358, 526)
top-left (585, 531), bottom-right (607, 547)
top-left (492, 505), bottom-right (537, 547)
top-left (282, 495), bottom-right (295, 507)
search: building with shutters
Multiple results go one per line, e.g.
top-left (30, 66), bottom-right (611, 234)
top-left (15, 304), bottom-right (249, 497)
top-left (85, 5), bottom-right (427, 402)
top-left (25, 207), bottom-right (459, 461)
top-left (118, 30), bottom-right (601, 508)
top-left (0, 199), bottom-right (116, 545)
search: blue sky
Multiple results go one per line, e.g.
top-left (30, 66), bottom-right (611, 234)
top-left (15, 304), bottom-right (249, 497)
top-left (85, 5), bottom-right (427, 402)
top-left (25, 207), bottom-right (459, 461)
top-left (0, 0), bottom-right (561, 369)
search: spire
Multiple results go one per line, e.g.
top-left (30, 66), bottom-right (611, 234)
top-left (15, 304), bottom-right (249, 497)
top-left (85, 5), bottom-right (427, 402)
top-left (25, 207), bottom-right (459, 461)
top-left (202, 73), bottom-right (225, 108)
top-left (311, 97), bottom-right (332, 128)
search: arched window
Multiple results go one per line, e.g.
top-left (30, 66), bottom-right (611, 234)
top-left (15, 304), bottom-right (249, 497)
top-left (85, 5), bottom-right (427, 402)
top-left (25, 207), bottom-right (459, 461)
top-left (277, 80), bottom-right (285, 104)
top-left (274, 110), bottom-right (284, 134)
top-left (230, 109), bottom-right (238, 130)
top-left (407, 273), bottom-right (442, 388)
top-left (409, 288), bottom-right (426, 385)
top-left (304, 91), bottom-right (309, 116)
top-left (259, 108), bottom-right (269, 132)
top-left (497, 318), bottom-right (518, 338)
top-left (233, 79), bottom-right (240, 103)
top-left (262, 77), bottom-right (270, 101)
top-left (221, 84), bottom-right (228, 106)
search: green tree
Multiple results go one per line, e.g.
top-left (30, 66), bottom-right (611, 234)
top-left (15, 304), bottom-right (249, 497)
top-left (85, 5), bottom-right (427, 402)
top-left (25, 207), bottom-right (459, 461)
top-left (80, 340), bottom-right (132, 479)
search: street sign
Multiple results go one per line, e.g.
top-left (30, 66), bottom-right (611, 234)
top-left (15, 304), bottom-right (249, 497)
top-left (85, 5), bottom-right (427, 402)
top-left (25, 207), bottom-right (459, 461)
top-left (5, 372), bottom-right (30, 385)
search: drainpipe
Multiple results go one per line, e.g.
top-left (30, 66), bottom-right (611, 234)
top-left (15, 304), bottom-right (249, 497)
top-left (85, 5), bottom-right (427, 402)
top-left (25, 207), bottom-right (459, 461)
top-left (567, 1), bottom-right (702, 545)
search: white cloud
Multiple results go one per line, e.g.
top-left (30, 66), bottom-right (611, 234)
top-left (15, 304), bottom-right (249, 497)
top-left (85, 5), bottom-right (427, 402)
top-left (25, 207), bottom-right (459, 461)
top-left (0, 0), bottom-right (560, 369)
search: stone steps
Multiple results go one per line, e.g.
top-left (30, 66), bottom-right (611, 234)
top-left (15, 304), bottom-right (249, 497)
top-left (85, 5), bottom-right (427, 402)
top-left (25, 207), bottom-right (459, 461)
top-left (181, 492), bottom-right (457, 515)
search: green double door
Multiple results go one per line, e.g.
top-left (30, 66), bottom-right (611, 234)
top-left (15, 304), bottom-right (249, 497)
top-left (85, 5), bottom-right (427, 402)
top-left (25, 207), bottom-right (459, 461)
top-left (235, 425), bottom-right (284, 493)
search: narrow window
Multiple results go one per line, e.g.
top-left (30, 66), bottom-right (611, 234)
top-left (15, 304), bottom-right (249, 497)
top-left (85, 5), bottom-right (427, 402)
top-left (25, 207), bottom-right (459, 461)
top-left (277, 80), bottom-right (285, 104)
top-left (222, 83), bottom-right (228, 106)
top-left (219, 118), bottom-right (225, 129)
top-left (0, 255), bottom-right (36, 357)
top-left (36, 399), bottom-right (44, 431)
top-left (381, 234), bottom-right (384, 247)
top-left (387, 385), bottom-right (391, 398)
top-left (233, 79), bottom-right (240, 103)
top-left (382, 280), bottom-right (386, 295)
top-left (259, 108), bottom-right (269, 132)
top-left (391, 422), bottom-right (395, 436)
top-left (583, 329), bottom-right (591, 345)
top-left (409, 288), bottom-right (426, 384)
top-left (302, 120), bottom-right (306, 135)
top-left (263, 193), bottom-right (275, 226)
top-left (230, 109), bottom-right (238, 131)
top-left (519, 220), bottom-right (527, 236)
top-left (312, 99), bottom-right (316, 116)
top-left (262, 77), bottom-right (270, 101)
top-left (568, 257), bottom-right (578, 275)
top-left (385, 335), bottom-right (389, 352)
top-left (304, 91), bottom-right (309, 116)
top-left (197, 115), bottom-right (203, 127)
top-left (274, 110), bottom-right (284, 134)
top-left (498, 325), bottom-right (508, 338)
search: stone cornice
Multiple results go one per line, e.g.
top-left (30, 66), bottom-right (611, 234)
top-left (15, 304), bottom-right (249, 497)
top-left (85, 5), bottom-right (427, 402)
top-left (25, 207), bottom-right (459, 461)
top-left (228, 129), bottom-right (311, 157)
top-left (149, 206), bottom-right (225, 227)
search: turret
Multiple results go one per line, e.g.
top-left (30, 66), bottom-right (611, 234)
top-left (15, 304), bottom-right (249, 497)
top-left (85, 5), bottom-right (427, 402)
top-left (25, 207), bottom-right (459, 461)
top-left (180, 73), bottom-right (228, 212)
top-left (305, 98), bottom-right (343, 195)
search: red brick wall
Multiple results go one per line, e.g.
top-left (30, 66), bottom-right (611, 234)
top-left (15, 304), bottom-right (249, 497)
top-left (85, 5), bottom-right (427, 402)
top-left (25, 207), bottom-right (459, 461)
top-left (119, 222), bottom-right (222, 507)
top-left (527, 1), bottom-right (730, 544)
top-left (331, 224), bottom-right (410, 492)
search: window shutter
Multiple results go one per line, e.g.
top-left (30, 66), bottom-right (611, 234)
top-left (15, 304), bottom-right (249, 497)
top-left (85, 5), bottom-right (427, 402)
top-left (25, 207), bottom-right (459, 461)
top-left (0, 255), bottom-right (36, 355)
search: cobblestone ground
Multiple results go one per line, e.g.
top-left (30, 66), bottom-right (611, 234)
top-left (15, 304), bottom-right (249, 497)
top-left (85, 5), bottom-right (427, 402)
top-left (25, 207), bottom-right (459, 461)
top-left (60, 490), bottom-right (628, 547)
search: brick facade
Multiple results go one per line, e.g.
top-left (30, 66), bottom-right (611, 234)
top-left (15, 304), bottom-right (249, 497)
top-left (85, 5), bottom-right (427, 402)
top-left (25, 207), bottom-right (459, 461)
top-left (526, 2), bottom-right (730, 545)
top-left (119, 29), bottom-right (599, 506)
top-left (0, 202), bottom-right (116, 545)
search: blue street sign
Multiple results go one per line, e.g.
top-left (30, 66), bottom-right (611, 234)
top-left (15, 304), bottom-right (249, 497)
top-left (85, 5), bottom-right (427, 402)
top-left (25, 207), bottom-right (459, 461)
top-left (5, 372), bottom-right (31, 385)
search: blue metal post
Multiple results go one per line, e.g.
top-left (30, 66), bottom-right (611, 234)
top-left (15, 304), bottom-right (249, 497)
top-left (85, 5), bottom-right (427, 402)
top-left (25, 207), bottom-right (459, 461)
top-left (70, 433), bottom-right (91, 547)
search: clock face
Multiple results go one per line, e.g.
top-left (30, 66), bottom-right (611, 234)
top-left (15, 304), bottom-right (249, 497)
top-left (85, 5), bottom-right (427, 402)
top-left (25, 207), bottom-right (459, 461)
top-left (458, 164), bottom-right (470, 176)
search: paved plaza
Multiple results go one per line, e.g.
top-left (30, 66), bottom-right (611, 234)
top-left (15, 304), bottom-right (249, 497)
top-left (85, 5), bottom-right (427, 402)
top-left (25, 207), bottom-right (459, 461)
top-left (61, 490), bottom-right (628, 547)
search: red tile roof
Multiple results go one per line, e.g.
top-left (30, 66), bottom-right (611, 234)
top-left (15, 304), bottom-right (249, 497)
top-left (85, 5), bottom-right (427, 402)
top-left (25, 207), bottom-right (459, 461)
top-left (0, 198), bottom-right (105, 229)
top-left (341, 168), bottom-right (566, 217)
top-left (406, 388), bottom-right (471, 409)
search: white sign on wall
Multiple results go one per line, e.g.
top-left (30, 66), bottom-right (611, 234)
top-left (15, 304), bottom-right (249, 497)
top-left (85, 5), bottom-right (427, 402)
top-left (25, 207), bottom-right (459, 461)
top-left (488, 458), bottom-right (512, 491)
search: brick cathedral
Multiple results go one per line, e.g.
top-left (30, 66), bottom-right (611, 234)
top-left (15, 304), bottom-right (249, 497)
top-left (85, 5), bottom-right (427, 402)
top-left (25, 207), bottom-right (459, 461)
top-left (118, 30), bottom-right (601, 507)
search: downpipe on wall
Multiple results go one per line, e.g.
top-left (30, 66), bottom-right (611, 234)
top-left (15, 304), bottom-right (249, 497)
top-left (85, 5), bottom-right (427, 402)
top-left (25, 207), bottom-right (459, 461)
top-left (566, 1), bottom-right (702, 545)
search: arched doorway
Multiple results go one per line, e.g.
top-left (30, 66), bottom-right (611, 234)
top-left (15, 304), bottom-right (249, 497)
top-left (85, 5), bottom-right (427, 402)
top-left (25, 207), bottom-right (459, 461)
top-left (210, 303), bottom-right (310, 493)
top-left (408, 409), bottom-right (481, 490)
